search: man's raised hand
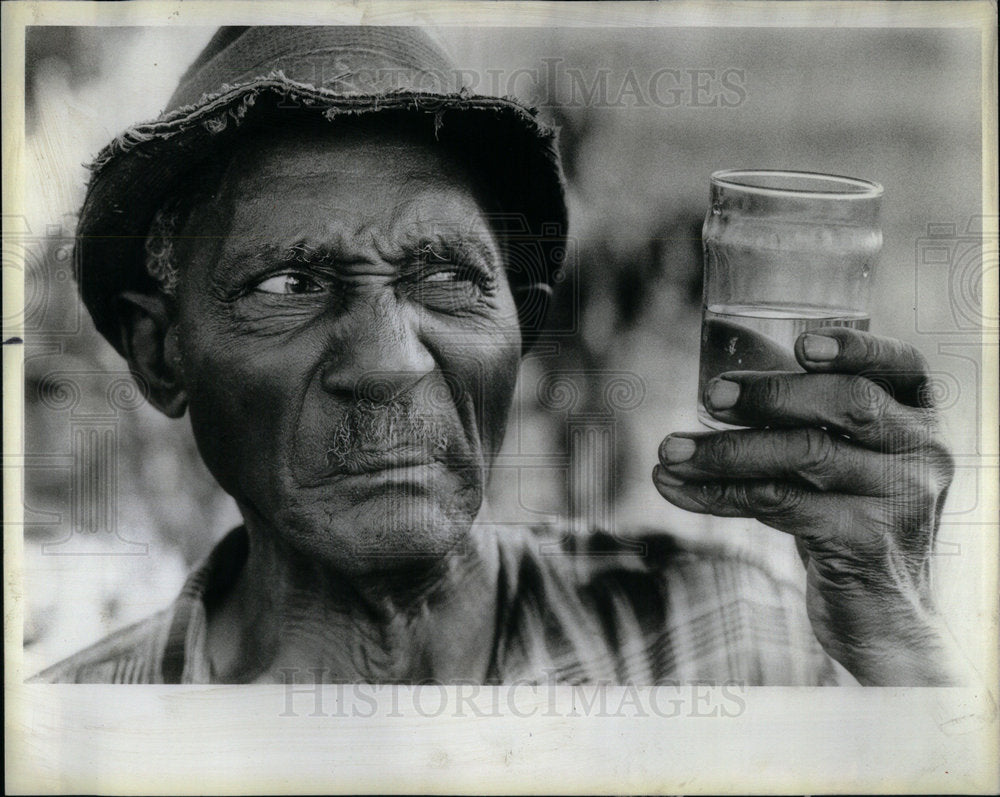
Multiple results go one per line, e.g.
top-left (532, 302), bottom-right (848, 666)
top-left (653, 326), bottom-right (971, 685)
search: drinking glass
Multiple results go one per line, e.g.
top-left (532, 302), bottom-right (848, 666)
top-left (698, 169), bottom-right (883, 429)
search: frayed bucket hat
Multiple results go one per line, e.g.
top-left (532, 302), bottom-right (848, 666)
top-left (75, 26), bottom-right (568, 351)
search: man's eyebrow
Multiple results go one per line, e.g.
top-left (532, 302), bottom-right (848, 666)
top-left (270, 233), bottom-right (502, 274)
top-left (271, 240), bottom-right (363, 268)
top-left (281, 242), bottom-right (334, 265)
top-left (404, 233), bottom-right (501, 274)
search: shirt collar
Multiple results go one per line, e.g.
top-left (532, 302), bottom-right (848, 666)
top-left (162, 527), bottom-right (248, 683)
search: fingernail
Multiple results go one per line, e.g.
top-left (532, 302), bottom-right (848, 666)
top-left (660, 435), bottom-right (696, 464)
top-left (706, 378), bottom-right (740, 410)
top-left (802, 334), bottom-right (839, 361)
top-left (653, 465), bottom-right (685, 487)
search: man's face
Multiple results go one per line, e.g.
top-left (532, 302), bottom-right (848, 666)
top-left (170, 120), bottom-right (522, 574)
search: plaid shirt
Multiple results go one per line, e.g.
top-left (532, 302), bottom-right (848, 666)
top-left (32, 525), bottom-right (852, 685)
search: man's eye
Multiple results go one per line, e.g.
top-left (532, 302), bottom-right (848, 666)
top-left (424, 270), bottom-right (461, 283)
top-left (423, 267), bottom-right (488, 287)
top-left (253, 273), bottom-right (324, 295)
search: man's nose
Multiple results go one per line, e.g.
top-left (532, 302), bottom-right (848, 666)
top-left (319, 295), bottom-right (435, 401)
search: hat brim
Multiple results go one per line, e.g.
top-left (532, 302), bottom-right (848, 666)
top-left (76, 77), bottom-right (568, 352)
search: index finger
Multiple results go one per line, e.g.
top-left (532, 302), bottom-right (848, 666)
top-left (703, 371), bottom-right (938, 451)
top-left (794, 327), bottom-right (932, 406)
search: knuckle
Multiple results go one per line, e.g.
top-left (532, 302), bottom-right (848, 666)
top-left (802, 428), bottom-right (839, 475)
top-left (748, 374), bottom-right (792, 414)
top-left (904, 341), bottom-right (931, 375)
top-left (896, 470), bottom-right (937, 509)
top-left (723, 482), bottom-right (754, 511)
top-left (703, 433), bottom-right (741, 469)
top-left (843, 376), bottom-right (887, 429)
top-left (750, 481), bottom-right (803, 515)
top-left (697, 482), bottom-right (725, 506)
top-left (860, 332), bottom-right (884, 363)
top-left (916, 380), bottom-right (940, 409)
top-left (926, 437), bottom-right (955, 482)
top-left (918, 475), bottom-right (941, 507)
top-left (935, 448), bottom-right (956, 485)
top-left (910, 407), bottom-right (941, 436)
top-left (923, 448), bottom-right (955, 501)
top-left (889, 448), bottom-right (952, 509)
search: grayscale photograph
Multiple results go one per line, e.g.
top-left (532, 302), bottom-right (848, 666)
top-left (5, 2), bottom-right (997, 793)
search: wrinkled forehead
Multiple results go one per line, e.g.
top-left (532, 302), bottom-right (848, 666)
top-left (192, 116), bottom-right (503, 255)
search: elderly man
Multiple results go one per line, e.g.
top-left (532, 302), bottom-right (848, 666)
top-left (35, 26), bottom-right (967, 685)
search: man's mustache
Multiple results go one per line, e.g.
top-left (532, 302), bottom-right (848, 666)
top-left (325, 396), bottom-right (450, 471)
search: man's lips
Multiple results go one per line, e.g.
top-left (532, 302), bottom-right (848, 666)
top-left (326, 445), bottom-right (440, 476)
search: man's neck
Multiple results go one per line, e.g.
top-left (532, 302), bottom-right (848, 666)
top-left (205, 520), bottom-right (501, 684)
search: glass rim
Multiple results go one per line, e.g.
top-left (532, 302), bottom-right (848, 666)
top-left (710, 169), bottom-right (884, 199)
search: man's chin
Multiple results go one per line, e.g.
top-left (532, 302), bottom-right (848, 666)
top-left (275, 478), bottom-right (483, 575)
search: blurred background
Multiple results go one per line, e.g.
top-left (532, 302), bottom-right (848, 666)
top-left (20, 25), bottom-right (988, 675)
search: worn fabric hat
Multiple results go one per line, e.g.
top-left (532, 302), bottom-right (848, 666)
top-left (75, 26), bottom-right (568, 352)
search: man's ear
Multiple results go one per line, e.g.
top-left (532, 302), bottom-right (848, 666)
top-left (116, 291), bottom-right (188, 418)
